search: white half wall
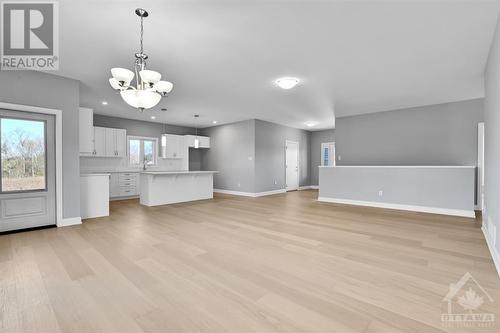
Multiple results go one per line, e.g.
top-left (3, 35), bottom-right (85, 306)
top-left (318, 166), bottom-right (476, 218)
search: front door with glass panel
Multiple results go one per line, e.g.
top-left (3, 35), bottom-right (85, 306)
top-left (0, 109), bottom-right (56, 232)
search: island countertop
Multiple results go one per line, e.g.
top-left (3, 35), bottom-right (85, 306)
top-left (140, 170), bottom-right (218, 175)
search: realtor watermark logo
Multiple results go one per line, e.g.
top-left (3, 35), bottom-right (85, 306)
top-left (1, 1), bottom-right (59, 70)
top-left (441, 272), bottom-right (495, 328)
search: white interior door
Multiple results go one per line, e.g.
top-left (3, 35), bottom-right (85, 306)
top-left (477, 123), bottom-right (485, 211)
top-left (285, 140), bottom-right (299, 191)
top-left (0, 109), bottom-right (56, 232)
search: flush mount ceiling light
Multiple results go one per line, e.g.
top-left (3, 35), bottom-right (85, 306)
top-left (102, 101), bottom-right (108, 105)
top-left (275, 77), bottom-right (300, 90)
top-left (305, 121), bottom-right (318, 127)
top-left (109, 8), bottom-right (173, 112)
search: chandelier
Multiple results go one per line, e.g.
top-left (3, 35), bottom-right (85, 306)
top-left (108, 8), bottom-right (173, 111)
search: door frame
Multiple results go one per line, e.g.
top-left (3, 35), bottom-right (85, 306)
top-left (477, 122), bottom-right (485, 211)
top-left (0, 102), bottom-right (63, 227)
top-left (285, 140), bottom-right (299, 191)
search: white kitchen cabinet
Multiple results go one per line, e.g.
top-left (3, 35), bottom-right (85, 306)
top-left (161, 134), bottom-right (185, 159)
top-left (90, 127), bottom-right (126, 157)
top-left (115, 129), bottom-right (127, 157)
top-left (93, 127), bottom-right (106, 156)
top-left (109, 172), bottom-right (140, 199)
top-left (105, 128), bottom-right (115, 157)
top-left (79, 108), bottom-right (94, 155)
top-left (109, 173), bottom-right (120, 197)
top-left (80, 174), bottom-right (110, 219)
top-left (104, 128), bottom-right (127, 157)
top-left (185, 135), bottom-right (210, 148)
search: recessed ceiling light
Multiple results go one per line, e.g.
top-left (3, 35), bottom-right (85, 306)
top-left (151, 116), bottom-right (156, 120)
top-left (212, 120), bottom-right (218, 124)
top-left (305, 121), bottom-right (318, 127)
top-left (102, 101), bottom-right (108, 105)
top-left (275, 77), bottom-right (300, 89)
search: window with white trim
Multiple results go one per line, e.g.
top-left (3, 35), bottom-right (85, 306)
top-left (127, 136), bottom-right (158, 166)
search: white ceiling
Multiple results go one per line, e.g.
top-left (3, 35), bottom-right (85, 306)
top-left (57, 0), bottom-right (500, 130)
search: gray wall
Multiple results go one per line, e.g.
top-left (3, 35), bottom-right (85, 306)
top-left (201, 120), bottom-right (256, 192)
top-left (310, 129), bottom-right (335, 186)
top-left (254, 120), bottom-right (311, 192)
top-left (93, 114), bottom-right (200, 169)
top-left (0, 71), bottom-right (80, 219)
top-left (200, 119), bottom-right (313, 193)
top-left (319, 166), bottom-right (475, 213)
top-left (335, 99), bottom-right (484, 166)
top-left (484, 15), bottom-right (500, 257)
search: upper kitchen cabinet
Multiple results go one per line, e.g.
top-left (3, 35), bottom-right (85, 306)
top-left (79, 107), bottom-right (94, 155)
top-left (104, 128), bottom-right (127, 157)
top-left (185, 135), bottom-right (210, 148)
top-left (93, 127), bottom-right (106, 156)
top-left (85, 126), bottom-right (127, 158)
top-left (161, 134), bottom-right (186, 159)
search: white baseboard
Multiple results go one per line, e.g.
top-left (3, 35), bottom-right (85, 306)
top-left (58, 217), bottom-right (82, 227)
top-left (214, 188), bottom-right (286, 197)
top-left (214, 189), bottom-right (255, 197)
top-left (110, 195), bottom-right (139, 201)
top-left (317, 197), bottom-right (476, 218)
top-left (299, 185), bottom-right (319, 190)
top-left (255, 189), bottom-right (286, 197)
top-left (482, 226), bottom-right (500, 279)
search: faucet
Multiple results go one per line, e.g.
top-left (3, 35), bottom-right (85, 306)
top-left (143, 158), bottom-right (148, 171)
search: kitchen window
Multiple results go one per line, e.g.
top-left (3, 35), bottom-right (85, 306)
top-left (128, 136), bottom-right (158, 167)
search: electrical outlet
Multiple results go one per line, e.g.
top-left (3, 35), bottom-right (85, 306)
top-left (338, 155), bottom-right (341, 161)
top-left (378, 190), bottom-right (383, 197)
top-left (248, 156), bottom-right (253, 161)
top-left (237, 183), bottom-right (241, 188)
top-left (274, 180), bottom-right (277, 185)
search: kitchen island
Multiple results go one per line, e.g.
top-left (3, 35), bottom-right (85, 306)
top-left (140, 171), bottom-right (218, 206)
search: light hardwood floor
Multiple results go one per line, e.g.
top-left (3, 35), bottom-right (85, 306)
top-left (1, 190), bottom-right (499, 333)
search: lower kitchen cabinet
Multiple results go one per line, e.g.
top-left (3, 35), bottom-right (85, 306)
top-left (110, 172), bottom-right (140, 198)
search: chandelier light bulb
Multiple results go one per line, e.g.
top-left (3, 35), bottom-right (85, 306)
top-left (155, 81), bottom-right (173, 94)
top-left (139, 70), bottom-right (161, 84)
top-left (111, 68), bottom-right (134, 85)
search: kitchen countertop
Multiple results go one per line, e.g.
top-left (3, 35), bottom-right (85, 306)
top-left (318, 165), bottom-right (476, 168)
top-left (81, 169), bottom-right (188, 174)
top-left (141, 171), bottom-right (218, 175)
top-left (80, 173), bottom-right (111, 177)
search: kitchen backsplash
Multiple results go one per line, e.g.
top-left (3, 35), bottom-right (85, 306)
top-left (80, 156), bottom-right (185, 173)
